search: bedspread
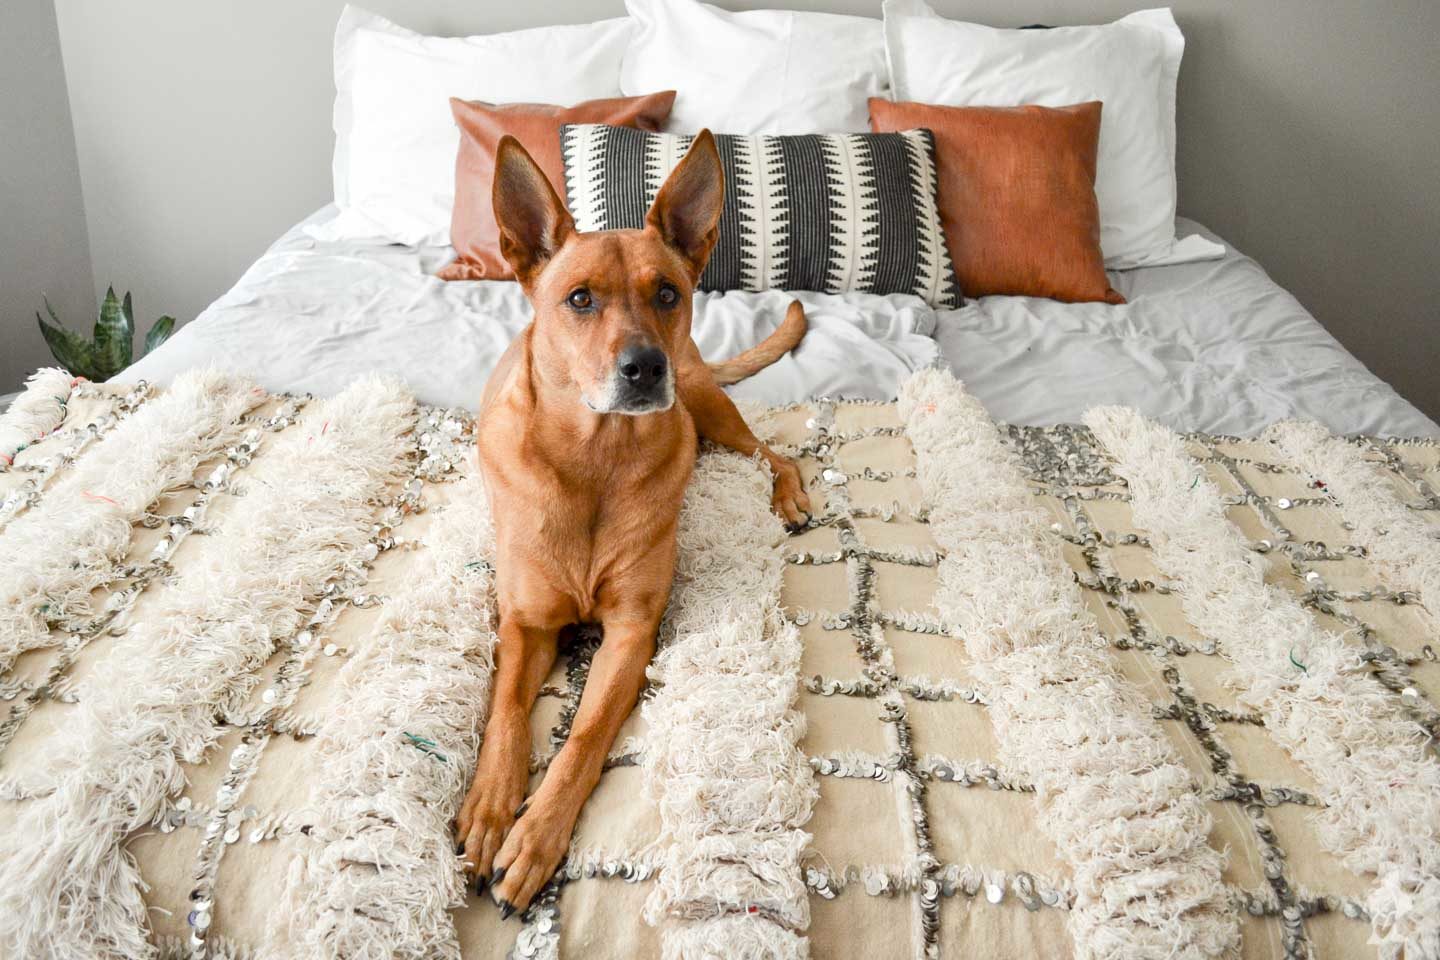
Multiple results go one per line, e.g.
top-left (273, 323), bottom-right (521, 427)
top-left (1, 370), bottom-right (1438, 959)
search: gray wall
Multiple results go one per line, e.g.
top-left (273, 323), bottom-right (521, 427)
top-left (36, 1), bottom-right (1440, 419)
top-left (0, 0), bottom-right (94, 394)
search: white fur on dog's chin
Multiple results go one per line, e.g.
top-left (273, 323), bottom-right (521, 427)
top-left (581, 372), bottom-right (675, 416)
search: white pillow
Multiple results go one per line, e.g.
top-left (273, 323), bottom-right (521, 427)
top-left (884, 1), bottom-right (1221, 268)
top-left (314, 6), bottom-right (633, 247)
top-left (620, 0), bottom-right (888, 134)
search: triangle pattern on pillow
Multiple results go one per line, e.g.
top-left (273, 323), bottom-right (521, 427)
top-left (559, 124), bottom-right (962, 308)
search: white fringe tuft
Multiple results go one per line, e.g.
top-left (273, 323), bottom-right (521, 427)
top-left (275, 476), bottom-right (499, 960)
top-left (0, 367), bottom-right (74, 470)
top-left (901, 369), bottom-right (1238, 960)
top-left (0, 379), bottom-right (153, 532)
top-left (156, 933), bottom-right (261, 960)
top-left (1087, 405), bottom-right (1440, 958)
top-left (0, 368), bottom-right (259, 672)
top-left (662, 914), bottom-right (808, 960)
top-left (1267, 419), bottom-right (1439, 611)
top-left (642, 448), bottom-right (818, 955)
top-left (0, 377), bottom-right (415, 960)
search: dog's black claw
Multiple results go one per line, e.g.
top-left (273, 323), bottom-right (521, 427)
top-left (475, 875), bottom-right (487, 896)
top-left (514, 801), bottom-right (529, 819)
top-left (492, 866), bottom-right (507, 886)
top-left (499, 901), bottom-right (515, 921)
top-left (455, 842), bottom-right (466, 857)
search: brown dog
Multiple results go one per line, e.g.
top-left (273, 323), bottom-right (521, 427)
top-left (454, 131), bottom-right (811, 916)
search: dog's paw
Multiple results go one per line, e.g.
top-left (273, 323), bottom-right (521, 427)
top-left (455, 751), bottom-right (529, 889)
top-left (489, 792), bottom-right (578, 915)
top-left (769, 455), bottom-right (812, 530)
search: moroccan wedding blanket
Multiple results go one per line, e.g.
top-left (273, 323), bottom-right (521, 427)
top-left (1, 367), bottom-right (1438, 960)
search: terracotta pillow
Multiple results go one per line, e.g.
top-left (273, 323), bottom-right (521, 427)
top-left (869, 99), bottom-right (1124, 304)
top-left (438, 92), bottom-right (675, 281)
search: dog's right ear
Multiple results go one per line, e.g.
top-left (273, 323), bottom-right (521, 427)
top-left (493, 135), bottom-right (576, 286)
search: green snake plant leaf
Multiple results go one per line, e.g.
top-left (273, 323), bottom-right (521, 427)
top-left (143, 315), bottom-right (176, 356)
top-left (122, 291), bottom-right (136, 345)
top-left (91, 287), bottom-right (134, 380)
top-left (37, 309), bottom-right (96, 380)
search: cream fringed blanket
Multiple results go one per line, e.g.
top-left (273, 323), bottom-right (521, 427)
top-left (1, 368), bottom-right (1438, 960)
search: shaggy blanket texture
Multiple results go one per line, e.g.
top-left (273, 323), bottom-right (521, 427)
top-left (0, 370), bottom-right (1437, 960)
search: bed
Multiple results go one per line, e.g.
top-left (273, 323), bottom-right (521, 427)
top-left (121, 209), bottom-right (1437, 439)
top-left (8, 209), bottom-right (1406, 960)
top-left (6, 3), bottom-right (1440, 955)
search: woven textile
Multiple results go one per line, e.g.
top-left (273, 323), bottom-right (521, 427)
top-left (559, 123), bottom-right (963, 309)
top-left (1, 369), bottom-right (1438, 959)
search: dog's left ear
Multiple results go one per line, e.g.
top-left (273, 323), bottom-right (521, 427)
top-left (645, 129), bottom-right (724, 278)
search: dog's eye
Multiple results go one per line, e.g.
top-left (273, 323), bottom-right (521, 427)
top-left (657, 284), bottom-right (678, 307)
top-left (567, 288), bottom-right (593, 311)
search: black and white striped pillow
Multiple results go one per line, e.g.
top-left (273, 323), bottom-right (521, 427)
top-left (559, 124), bottom-right (962, 308)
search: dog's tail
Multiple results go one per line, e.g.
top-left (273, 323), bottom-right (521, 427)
top-left (707, 301), bottom-right (807, 386)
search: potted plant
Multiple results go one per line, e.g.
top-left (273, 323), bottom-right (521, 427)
top-left (36, 287), bottom-right (177, 382)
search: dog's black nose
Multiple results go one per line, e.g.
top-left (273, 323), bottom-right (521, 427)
top-left (617, 345), bottom-right (668, 389)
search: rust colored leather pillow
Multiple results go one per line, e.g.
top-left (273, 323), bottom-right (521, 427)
top-left (438, 92), bottom-right (675, 281)
top-left (869, 99), bottom-right (1124, 304)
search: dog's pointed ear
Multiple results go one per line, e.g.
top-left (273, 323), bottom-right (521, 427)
top-left (645, 129), bottom-right (723, 278)
top-left (493, 135), bottom-right (576, 285)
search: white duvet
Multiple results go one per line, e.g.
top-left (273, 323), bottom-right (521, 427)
top-left (125, 208), bottom-right (937, 410)
top-left (939, 219), bottom-right (1438, 436)
top-left (124, 209), bottom-right (1437, 437)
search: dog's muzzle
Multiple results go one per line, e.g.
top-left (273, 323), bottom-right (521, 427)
top-left (583, 345), bottom-right (675, 415)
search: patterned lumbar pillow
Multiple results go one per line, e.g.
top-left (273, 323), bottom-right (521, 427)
top-left (560, 124), bottom-right (962, 308)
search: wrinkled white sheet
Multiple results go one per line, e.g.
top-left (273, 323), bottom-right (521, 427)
top-left (123, 207), bottom-right (937, 409)
top-left (937, 217), bottom-right (1437, 436)
top-left (125, 209), bottom-right (1436, 436)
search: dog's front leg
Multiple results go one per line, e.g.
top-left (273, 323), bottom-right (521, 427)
top-left (457, 615), bottom-right (557, 891)
top-left (679, 355), bottom-right (811, 527)
top-left (488, 613), bottom-right (659, 915)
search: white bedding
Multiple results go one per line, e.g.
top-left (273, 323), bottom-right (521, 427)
top-left (941, 218), bottom-right (1438, 436)
top-left (123, 209), bottom-right (1437, 437)
top-left (123, 206), bottom-right (939, 409)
